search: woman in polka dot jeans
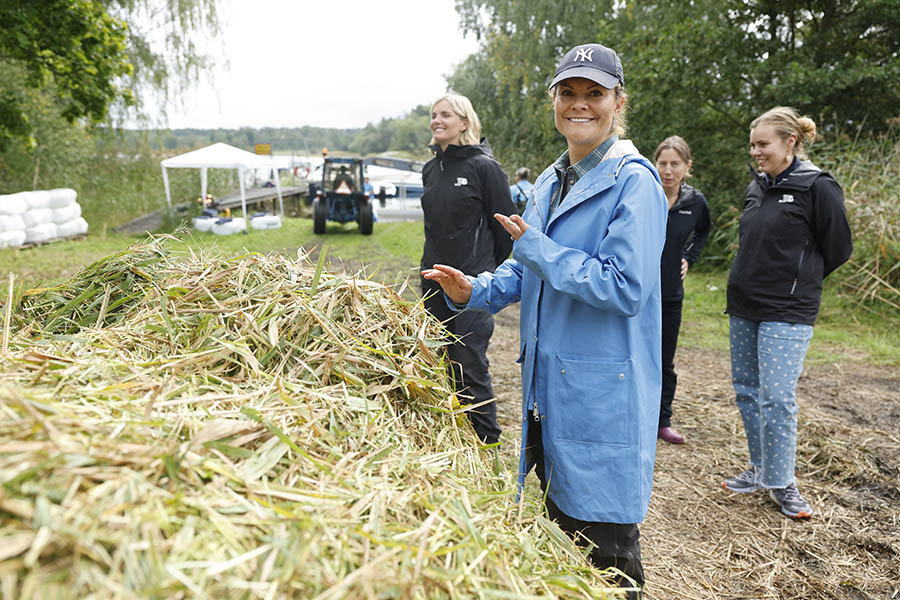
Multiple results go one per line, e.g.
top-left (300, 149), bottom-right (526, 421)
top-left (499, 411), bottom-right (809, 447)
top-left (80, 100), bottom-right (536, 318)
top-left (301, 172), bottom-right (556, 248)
top-left (722, 107), bottom-right (853, 518)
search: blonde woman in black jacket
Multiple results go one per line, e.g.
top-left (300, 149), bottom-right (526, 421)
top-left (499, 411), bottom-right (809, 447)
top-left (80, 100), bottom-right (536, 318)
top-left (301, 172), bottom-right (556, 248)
top-left (722, 107), bottom-right (852, 519)
top-left (420, 94), bottom-right (517, 445)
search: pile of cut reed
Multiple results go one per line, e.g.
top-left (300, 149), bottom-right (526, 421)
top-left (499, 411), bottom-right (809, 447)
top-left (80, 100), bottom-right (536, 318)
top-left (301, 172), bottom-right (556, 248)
top-left (1, 235), bottom-right (622, 599)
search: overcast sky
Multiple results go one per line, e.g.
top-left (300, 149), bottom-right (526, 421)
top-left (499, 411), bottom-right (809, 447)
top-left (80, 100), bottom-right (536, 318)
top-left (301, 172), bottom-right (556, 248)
top-left (161, 0), bottom-right (480, 130)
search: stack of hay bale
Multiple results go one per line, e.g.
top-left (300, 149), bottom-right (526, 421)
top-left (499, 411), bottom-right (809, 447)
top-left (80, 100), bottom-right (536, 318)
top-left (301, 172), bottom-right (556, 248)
top-left (0, 188), bottom-right (88, 248)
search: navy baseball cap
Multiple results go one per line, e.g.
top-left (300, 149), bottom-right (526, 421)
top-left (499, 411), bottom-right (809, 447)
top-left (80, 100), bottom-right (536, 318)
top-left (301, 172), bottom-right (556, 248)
top-left (549, 43), bottom-right (624, 90)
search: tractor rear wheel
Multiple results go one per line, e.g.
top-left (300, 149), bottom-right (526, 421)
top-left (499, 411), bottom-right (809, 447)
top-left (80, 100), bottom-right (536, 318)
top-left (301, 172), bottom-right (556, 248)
top-left (313, 198), bottom-right (327, 234)
top-left (358, 201), bottom-right (373, 235)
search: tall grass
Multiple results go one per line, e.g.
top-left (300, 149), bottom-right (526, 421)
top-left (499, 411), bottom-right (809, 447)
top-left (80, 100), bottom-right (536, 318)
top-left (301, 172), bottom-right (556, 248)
top-left (817, 131), bottom-right (900, 312)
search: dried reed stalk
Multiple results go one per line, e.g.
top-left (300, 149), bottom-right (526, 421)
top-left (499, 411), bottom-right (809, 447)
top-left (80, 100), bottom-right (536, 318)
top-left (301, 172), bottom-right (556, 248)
top-left (1, 235), bottom-right (621, 599)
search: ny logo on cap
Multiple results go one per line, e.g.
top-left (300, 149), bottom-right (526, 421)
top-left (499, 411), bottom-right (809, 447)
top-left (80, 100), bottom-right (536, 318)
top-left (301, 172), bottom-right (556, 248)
top-left (574, 47), bottom-right (594, 62)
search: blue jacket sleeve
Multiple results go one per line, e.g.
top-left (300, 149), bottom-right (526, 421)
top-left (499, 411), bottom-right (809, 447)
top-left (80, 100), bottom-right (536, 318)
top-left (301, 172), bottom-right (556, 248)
top-left (461, 257), bottom-right (524, 314)
top-left (512, 166), bottom-right (666, 316)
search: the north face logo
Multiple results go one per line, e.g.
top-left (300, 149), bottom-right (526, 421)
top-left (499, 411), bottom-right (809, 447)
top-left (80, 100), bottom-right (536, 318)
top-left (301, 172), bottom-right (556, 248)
top-left (454, 177), bottom-right (468, 187)
top-left (779, 194), bottom-right (794, 203)
top-left (574, 47), bottom-right (594, 62)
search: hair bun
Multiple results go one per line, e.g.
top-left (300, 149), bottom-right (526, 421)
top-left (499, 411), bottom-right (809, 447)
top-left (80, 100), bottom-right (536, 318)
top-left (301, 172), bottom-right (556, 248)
top-left (797, 116), bottom-right (817, 145)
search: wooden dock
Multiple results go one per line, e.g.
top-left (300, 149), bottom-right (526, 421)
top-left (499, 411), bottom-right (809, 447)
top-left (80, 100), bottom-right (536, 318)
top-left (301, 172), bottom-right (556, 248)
top-left (214, 186), bottom-right (308, 214)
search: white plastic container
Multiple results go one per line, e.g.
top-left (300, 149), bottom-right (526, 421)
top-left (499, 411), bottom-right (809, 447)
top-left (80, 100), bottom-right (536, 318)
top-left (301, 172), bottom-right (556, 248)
top-left (51, 202), bottom-right (82, 224)
top-left (211, 217), bottom-right (246, 235)
top-left (48, 188), bottom-right (77, 208)
top-left (25, 222), bottom-right (58, 244)
top-left (250, 214), bottom-right (282, 230)
top-left (0, 193), bottom-right (28, 215)
top-left (0, 229), bottom-right (27, 249)
top-left (23, 208), bottom-right (53, 228)
top-left (192, 216), bottom-right (215, 232)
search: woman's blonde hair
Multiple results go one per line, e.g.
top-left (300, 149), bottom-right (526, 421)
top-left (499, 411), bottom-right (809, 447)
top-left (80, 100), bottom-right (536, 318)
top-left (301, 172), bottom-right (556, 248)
top-left (653, 135), bottom-right (693, 178)
top-left (548, 84), bottom-right (629, 137)
top-left (750, 106), bottom-right (817, 159)
top-left (430, 94), bottom-right (481, 146)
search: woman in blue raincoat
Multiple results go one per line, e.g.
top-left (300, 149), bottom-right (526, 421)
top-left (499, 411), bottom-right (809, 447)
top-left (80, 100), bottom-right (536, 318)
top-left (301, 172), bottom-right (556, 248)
top-left (423, 43), bottom-right (667, 596)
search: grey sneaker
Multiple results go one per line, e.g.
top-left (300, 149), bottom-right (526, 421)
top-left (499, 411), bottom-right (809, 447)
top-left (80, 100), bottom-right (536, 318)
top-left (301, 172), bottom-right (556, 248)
top-left (722, 466), bottom-right (762, 493)
top-left (769, 482), bottom-right (813, 518)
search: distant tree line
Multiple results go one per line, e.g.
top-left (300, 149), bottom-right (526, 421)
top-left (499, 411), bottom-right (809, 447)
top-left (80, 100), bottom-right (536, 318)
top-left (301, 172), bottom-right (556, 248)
top-left (126, 105), bottom-right (434, 159)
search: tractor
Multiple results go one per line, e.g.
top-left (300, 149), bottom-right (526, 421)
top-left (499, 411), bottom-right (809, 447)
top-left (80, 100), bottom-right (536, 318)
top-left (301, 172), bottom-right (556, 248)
top-left (307, 152), bottom-right (424, 235)
top-left (308, 155), bottom-right (373, 235)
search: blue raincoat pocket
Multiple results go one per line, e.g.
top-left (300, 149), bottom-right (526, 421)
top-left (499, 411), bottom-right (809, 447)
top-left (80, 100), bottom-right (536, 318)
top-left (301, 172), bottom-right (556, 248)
top-left (549, 355), bottom-right (632, 447)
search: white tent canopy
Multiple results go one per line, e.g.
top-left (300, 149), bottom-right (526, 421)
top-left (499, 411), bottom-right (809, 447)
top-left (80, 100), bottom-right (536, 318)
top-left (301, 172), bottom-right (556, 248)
top-left (160, 142), bottom-right (284, 226)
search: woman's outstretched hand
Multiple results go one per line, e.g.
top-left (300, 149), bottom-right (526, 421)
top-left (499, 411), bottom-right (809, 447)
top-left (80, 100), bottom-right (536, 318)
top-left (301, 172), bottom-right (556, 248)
top-left (494, 212), bottom-right (529, 240)
top-left (421, 264), bottom-right (473, 305)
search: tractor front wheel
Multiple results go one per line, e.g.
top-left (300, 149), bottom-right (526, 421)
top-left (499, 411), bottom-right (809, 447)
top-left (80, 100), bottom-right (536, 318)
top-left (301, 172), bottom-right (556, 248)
top-left (313, 198), bottom-right (327, 234)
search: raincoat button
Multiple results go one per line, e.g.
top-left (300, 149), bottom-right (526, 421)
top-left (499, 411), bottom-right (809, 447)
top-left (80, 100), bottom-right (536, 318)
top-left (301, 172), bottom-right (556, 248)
top-left (561, 369), bottom-right (566, 374)
top-left (619, 373), bottom-right (625, 379)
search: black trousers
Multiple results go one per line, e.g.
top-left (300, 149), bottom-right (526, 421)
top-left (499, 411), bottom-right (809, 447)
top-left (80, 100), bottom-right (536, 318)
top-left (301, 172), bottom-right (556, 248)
top-left (422, 280), bottom-right (501, 444)
top-left (528, 419), bottom-right (644, 598)
top-left (660, 297), bottom-right (683, 428)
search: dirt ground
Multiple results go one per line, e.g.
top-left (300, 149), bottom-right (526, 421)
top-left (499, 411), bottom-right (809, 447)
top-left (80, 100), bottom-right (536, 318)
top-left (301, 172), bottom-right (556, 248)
top-left (311, 248), bottom-right (899, 599)
top-left (487, 304), bottom-right (900, 600)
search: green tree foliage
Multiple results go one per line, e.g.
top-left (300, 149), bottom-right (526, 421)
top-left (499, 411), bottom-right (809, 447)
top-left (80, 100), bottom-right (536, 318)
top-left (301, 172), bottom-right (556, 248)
top-left (0, 0), bottom-right (221, 151)
top-left (102, 0), bottom-right (221, 123)
top-left (0, 0), bottom-right (132, 150)
top-left (451, 0), bottom-right (618, 177)
top-left (622, 0), bottom-right (900, 253)
top-left (450, 0), bottom-right (900, 261)
top-left (348, 106), bottom-right (432, 157)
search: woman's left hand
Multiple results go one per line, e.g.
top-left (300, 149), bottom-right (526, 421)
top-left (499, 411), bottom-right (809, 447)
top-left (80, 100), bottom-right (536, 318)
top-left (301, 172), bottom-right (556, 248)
top-left (494, 213), bottom-right (529, 240)
top-left (681, 258), bottom-right (689, 280)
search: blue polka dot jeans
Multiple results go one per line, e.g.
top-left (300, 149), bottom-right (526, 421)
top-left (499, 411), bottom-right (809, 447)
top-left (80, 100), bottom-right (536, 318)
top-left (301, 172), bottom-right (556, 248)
top-left (729, 316), bottom-right (814, 488)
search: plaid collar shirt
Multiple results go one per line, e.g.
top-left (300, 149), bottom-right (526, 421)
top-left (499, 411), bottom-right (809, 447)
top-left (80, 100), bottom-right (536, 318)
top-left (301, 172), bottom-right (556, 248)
top-left (548, 136), bottom-right (618, 218)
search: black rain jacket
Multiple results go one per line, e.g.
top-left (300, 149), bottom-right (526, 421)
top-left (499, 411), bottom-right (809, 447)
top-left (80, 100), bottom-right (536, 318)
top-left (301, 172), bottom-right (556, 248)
top-left (661, 182), bottom-right (711, 300)
top-left (420, 139), bottom-right (516, 276)
top-left (726, 160), bottom-right (852, 325)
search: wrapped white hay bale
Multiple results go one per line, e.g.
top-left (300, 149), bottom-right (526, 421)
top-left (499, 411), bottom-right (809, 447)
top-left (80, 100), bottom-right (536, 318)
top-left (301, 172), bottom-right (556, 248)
top-left (51, 202), bottom-right (81, 224)
top-left (48, 187), bottom-right (77, 208)
top-left (192, 215), bottom-right (215, 232)
top-left (0, 192), bottom-right (29, 215)
top-left (1, 214), bottom-right (26, 232)
top-left (22, 190), bottom-right (51, 209)
top-left (22, 207), bottom-right (53, 228)
top-left (56, 216), bottom-right (88, 238)
top-left (250, 214), bottom-right (282, 229)
top-left (211, 217), bottom-right (245, 235)
top-left (0, 229), bottom-right (27, 248)
top-left (24, 221), bottom-right (57, 244)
